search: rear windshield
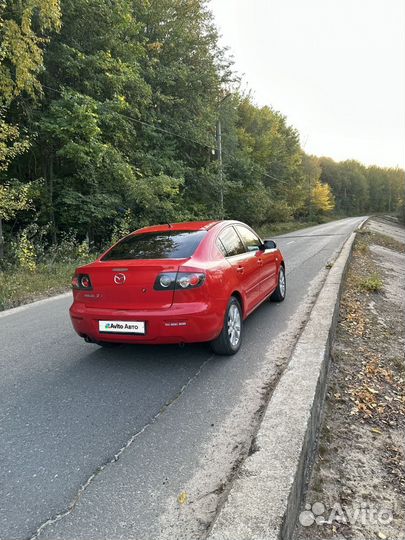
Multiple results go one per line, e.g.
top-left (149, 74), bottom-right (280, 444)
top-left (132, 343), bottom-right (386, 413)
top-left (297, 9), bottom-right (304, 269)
top-left (101, 230), bottom-right (207, 260)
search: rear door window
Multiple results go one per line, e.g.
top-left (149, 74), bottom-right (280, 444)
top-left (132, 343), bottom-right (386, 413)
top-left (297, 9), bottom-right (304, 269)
top-left (217, 227), bottom-right (245, 257)
top-left (235, 225), bottom-right (262, 252)
top-left (102, 230), bottom-right (207, 260)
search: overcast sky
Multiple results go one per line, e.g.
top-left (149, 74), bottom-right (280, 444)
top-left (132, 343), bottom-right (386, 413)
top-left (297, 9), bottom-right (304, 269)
top-left (210, 0), bottom-right (405, 169)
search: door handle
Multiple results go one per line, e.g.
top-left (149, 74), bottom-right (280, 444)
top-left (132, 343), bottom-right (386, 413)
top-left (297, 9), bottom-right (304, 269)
top-left (237, 265), bottom-right (244, 274)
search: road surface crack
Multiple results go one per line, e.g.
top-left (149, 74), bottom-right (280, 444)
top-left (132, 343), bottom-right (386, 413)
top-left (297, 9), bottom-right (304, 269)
top-left (28, 355), bottom-right (213, 540)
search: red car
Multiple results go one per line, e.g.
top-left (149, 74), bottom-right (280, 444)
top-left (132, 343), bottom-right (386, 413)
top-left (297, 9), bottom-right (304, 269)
top-left (69, 220), bottom-right (286, 355)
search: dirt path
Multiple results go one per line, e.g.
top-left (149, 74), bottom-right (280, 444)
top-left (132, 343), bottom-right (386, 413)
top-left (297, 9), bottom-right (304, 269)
top-left (295, 217), bottom-right (405, 540)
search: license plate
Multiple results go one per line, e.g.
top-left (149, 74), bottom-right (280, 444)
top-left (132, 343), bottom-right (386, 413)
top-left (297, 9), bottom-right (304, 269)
top-left (99, 320), bottom-right (146, 335)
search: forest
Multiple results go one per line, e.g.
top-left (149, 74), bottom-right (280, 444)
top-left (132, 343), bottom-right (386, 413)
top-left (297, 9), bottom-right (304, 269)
top-left (1, 0), bottom-right (404, 272)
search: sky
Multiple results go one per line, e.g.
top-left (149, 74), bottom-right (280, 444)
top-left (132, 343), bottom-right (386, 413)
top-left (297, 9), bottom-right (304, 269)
top-left (210, 0), bottom-right (405, 169)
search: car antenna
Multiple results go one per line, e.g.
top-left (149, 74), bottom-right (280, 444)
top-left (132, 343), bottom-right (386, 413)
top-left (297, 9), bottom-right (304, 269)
top-left (167, 223), bottom-right (172, 228)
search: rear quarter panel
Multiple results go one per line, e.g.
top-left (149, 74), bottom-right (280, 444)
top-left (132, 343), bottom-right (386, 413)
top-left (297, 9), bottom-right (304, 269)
top-left (189, 226), bottom-right (246, 317)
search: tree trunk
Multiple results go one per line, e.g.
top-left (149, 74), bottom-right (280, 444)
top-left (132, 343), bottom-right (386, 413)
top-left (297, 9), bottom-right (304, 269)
top-left (87, 227), bottom-right (94, 245)
top-left (48, 152), bottom-right (57, 244)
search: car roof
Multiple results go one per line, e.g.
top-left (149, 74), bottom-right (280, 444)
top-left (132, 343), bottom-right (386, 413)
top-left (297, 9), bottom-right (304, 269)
top-left (134, 221), bottom-right (220, 234)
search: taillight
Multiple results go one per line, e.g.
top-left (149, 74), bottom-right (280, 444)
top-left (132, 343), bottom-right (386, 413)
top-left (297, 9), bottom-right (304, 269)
top-left (154, 272), bottom-right (205, 291)
top-left (177, 273), bottom-right (202, 288)
top-left (72, 273), bottom-right (93, 290)
top-left (159, 273), bottom-right (176, 288)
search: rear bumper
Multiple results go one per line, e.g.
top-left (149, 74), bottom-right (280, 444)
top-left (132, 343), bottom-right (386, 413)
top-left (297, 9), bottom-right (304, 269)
top-left (69, 300), bottom-right (224, 344)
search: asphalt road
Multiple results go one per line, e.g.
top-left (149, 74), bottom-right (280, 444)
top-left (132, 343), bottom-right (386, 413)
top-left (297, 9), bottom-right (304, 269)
top-left (0, 217), bottom-right (365, 540)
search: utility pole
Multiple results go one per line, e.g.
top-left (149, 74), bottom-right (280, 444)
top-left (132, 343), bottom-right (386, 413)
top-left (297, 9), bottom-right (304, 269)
top-left (216, 117), bottom-right (223, 218)
top-left (216, 93), bottom-right (231, 219)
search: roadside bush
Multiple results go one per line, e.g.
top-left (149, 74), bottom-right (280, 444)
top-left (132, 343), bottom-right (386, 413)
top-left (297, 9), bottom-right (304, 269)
top-left (46, 231), bottom-right (94, 264)
top-left (77, 240), bottom-right (90, 261)
top-left (266, 200), bottom-right (294, 223)
top-left (15, 231), bottom-right (37, 271)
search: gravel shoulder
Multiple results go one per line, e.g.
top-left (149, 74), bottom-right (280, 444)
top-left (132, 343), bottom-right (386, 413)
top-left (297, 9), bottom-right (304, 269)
top-left (295, 217), bottom-right (405, 540)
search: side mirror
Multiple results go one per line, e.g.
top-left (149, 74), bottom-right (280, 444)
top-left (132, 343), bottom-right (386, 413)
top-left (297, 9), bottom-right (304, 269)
top-left (262, 239), bottom-right (277, 250)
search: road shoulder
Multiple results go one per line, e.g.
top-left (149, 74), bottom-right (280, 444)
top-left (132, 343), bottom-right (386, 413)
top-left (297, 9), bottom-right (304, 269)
top-left (208, 219), bottom-right (365, 540)
top-left (294, 217), bottom-right (405, 540)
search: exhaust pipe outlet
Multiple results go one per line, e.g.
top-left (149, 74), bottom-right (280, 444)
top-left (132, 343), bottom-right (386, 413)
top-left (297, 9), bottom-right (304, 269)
top-left (84, 335), bottom-right (94, 343)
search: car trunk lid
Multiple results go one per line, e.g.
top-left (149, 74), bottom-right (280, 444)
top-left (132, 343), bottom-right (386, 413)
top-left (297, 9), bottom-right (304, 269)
top-left (79, 260), bottom-right (182, 310)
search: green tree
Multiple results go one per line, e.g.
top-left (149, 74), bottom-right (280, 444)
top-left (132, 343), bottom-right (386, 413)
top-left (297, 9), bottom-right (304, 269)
top-left (0, 0), bottom-right (61, 103)
top-left (13, 0), bottom-right (231, 244)
top-left (0, 0), bottom-right (61, 168)
top-left (0, 182), bottom-right (31, 257)
top-left (320, 158), bottom-right (368, 215)
top-left (300, 153), bottom-right (321, 219)
top-left (0, 0), bottom-right (60, 257)
top-left (139, 0), bottom-right (229, 216)
top-left (228, 97), bottom-right (305, 223)
top-left (23, 0), bottom-right (151, 241)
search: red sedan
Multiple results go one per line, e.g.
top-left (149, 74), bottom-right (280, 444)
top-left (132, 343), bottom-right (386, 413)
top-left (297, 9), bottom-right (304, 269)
top-left (69, 220), bottom-right (286, 355)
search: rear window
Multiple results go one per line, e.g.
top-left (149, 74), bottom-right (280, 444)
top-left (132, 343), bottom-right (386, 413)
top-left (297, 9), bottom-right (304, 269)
top-left (101, 230), bottom-right (207, 260)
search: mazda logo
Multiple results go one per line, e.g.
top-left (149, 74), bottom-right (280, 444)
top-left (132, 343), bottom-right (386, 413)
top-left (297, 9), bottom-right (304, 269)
top-left (113, 273), bottom-right (126, 285)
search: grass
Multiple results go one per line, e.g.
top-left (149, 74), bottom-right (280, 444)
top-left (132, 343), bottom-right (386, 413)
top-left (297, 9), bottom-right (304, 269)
top-left (352, 225), bottom-right (405, 294)
top-left (356, 228), bottom-right (405, 253)
top-left (258, 214), bottom-right (344, 238)
top-left (258, 221), bottom-right (316, 237)
top-left (357, 272), bottom-right (384, 293)
top-left (0, 262), bottom-right (78, 311)
top-left (370, 231), bottom-right (405, 253)
top-left (355, 239), bottom-right (369, 255)
top-left (258, 220), bottom-right (321, 238)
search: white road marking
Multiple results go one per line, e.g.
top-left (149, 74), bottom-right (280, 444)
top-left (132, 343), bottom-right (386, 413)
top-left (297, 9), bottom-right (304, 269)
top-left (286, 240), bottom-right (295, 245)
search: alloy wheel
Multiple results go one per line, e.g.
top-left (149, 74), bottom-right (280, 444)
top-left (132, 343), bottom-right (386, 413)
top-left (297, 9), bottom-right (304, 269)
top-left (227, 304), bottom-right (241, 348)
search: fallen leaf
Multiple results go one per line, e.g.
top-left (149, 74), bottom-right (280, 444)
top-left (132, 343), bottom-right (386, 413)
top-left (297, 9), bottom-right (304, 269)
top-left (177, 491), bottom-right (188, 505)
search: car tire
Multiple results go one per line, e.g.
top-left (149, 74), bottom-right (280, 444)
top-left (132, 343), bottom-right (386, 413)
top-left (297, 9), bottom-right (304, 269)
top-left (211, 296), bottom-right (243, 355)
top-left (270, 265), bottom-right (286, 302)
